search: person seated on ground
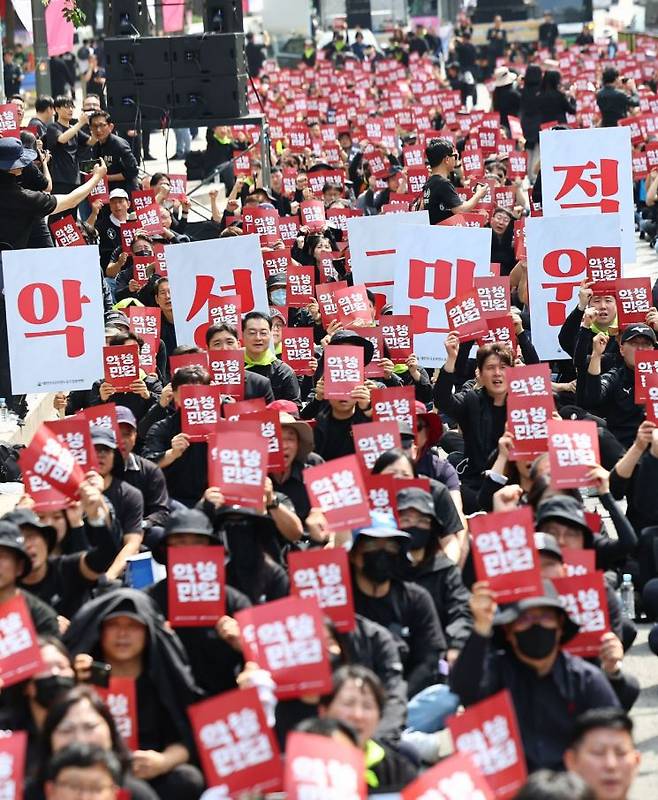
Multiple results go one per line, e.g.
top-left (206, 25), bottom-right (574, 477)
top-left (559, 280), bottom-right (620, 372)
top-left (514, 771), bottom-right (596, 800)
top-left (43, 743), bottom-right (123, 800)
top-left (205, 322), bottom-right (275, 402)
top-left (242, 311), bottom-right (301, 405)
top-left (450, 579), bottom-right (620, 772)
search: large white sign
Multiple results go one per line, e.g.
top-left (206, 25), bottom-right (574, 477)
top-left (347, 211), bottom-right (429, 305)
top-left (4, 246), bottom-right (104, 394)
top-left (527, 214), bottom-right (623, 361)
top-left (539, 127), bottom-right (634, 262)
top-left (392, 224), bottom-right (492, 368)
top-left (166, 236), bottom-right (269, 348)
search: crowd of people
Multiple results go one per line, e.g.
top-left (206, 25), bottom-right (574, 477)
top-left (0, 13), bottom-right (657, 800)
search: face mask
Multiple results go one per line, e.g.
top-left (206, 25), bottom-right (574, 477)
top-left (34, 675), bottom-right (75, 708)
top-left (404, 526), bottom-right (431, 552)
top-left (513, 624), bottom-right (558, 660)
top-left (361, 550), bottom-right (397, 584)
top-left (225, 523), bottom-right (263, 571)
top-left (270, 289), bottom-right (287, 306)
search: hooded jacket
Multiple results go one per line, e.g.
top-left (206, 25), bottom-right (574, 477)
top-left (579, 363), bottom-right (645, 448)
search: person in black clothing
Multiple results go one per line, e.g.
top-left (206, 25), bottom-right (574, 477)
top-left (454, 31), bottom-right (477, 75)
top-left (153, 277), bottom-right (177, 361)
top-left (579, 324), bottom-right (657, 448)
top-left (245, 32), bottom-right (266, 77)
top-left (18, 131), bottom-right (54, 249)
top-left (242, 311), bottom-right (301, 405)
top-left (95, 188), bottom-right (132, 269)
top-left (486, 16), bottom-right (507, 77)
top-left (538, 13), bottom-right (559, 53)
top-left (269, 412), bottom-right (319, 524)
top-left (146, 508), bottom-right (251, 695)
top-left (489, 206), bottom-right (517, 275)
top-left (88, 111), bottom-right (139, 193)
top-left (450, 580), bottom-right (619, 772)
top-left (575, 24), bottom-right (595, 46)
top-left (492, 67), bottom-right (520, 130)
top-left (519, 64), bottom-right (543, 176)
top-left (434, 335), bottom-right (513, 512)
top-left (538, 70), bottom-right (576, 125)
top-left (27, 96), bottom-right (55, 140)
top-left (204, 324), bottom-right (275, 402)
top-left (46, 98), bottom-right (90, 195)
top-left (558, 279), bottom-right (619, 372)
top-left (3, 50), bottom-right (22, 96)
top-left (422, 138), bottom-right (488, 224)
top-left (596, 67), bottom-right (640, 127)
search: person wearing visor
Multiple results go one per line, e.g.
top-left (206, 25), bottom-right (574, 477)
top-left (450, 579), bottom-right (619, 772)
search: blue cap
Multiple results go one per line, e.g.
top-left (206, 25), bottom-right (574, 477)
top-left (0, 137), bottom-right (37, 170)
top-left (352, 511), bottom-right (410, 544)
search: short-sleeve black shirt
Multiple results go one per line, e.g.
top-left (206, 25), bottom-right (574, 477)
top-left (422, 174), bottom-right (461, 224)
top-left (0, 172), bottom-right (57, 249)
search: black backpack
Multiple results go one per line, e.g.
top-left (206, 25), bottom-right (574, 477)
top-left (0, 442), bottom-right (23, 482)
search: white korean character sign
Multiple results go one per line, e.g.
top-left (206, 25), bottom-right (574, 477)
top-left (553, 573), bottom-right (610, 658)
top-left (179, 385), bottom-right (223, 442)
top-left (347, 211), bottom-right (429, 307)
top-left (4, 246), bottom-right (105, 393)
top-left (45, 417), bottom-right (98, 472)
top-left (539, 127), bottom-right (634, 261)
top-left (288, 548), bottom-right (355, 632)
top-left (526, 214), bottom-right (623, 360)
top-left (189, 686), bottom-right (282, 795)
top-left (236, 596), bottom-right (333, 699)
top-left (285, 731), bottom-right (366, 800)
top-left (208, 349), bottom-right (245, 399)
top-left (323, 344), bottom-right (364, 400)
top-left (167, 236), bottom-right (268, 349)
top-left (0, 730), bottom-right (27, 800)
top-left (448, 690), bottom-right (527, 800)
top-left (0, 595), bottom-right (43, 687)
top-left (353, 420), bottom-right (402, 472)
top-left (96, 677), bottom-right (138, 750)
top-left (371, 386), bottom-right (417, 435)
top-left (392, 224), bottom-right (492, 368)
top-left (103, 344), bottom-right (139, 392)
top-left (401, 752), bottom-right (493, 800)
top-left (167, 545), bottom-right (225, 626)
top-left (281, 328), bottom-right (315, 376)
top-left (546, 419), bottom-right (600, 489)
top-left (20, 423), bottom-right (86, 503)
top-left (207, 430), bottom-right (267, 510)
top-left (506, 364), bottom-right (555, 459)
top-left (644, 374), bottom-right (658, 424)
top-left (470, 507), bottom-right (543, 604)
top-left (303, 455), bottom-right (370, 531)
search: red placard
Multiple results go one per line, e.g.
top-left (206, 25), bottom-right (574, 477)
top-left (586, 246), bottom-right (621, 283)
top-left (562, 548), bottom-right (596, 576)
top-left (553, 572), bottom-right (610, 657)
top-left (478, 317), bottom-right (517, 352)
top-left (20, 423), bottom-right (86, 501)
top-left (279, 215), bottom-right (300, 244)
top-left (326, 207), bottom-right (363, 232)
top-left (316, 281), bottom-right (347, 326)
top-left (207, 430), bottom-right (267, 509)
top-left (120, 220), bottom-right (141, 253)
top-left (446, 290), bottom-right (488, 340)
top-left (281, 328), bottom-right (315, 376)
top-left (371, 386), bottom-right (417, 435)
top-left (45, 416), bottom-right (98, 473)
top-left (406, 166), bottom-right (429, 194)
top-left (89, 175), bottom-right (110, 204)
top-left (288, 548), bottom-right (355, 633)
top-left (80, 403), bottom-right (122, 454)
top-left (131, 256), bottom-right (155, 288)
top-left (135, 204), bottom-right (164, 236)
top-left (507, 151), bottom-right (528, 179)
top-left (303, 455), bottom-right (371, 531)
top-left (0, 729), bottom-right (27, 800)
top-left (103, 344), bottom-right (139, 391)
top-left (208, 349), bottom-right (245, 399)
top-left (235, 410), bottom-right (285, 472)
top-left (402, 752), bottom-right (494, 800)
top-left (207, 294), bottom-right (241, 329)
top-left (152, 243), bottom-right (167, 276)
top-left (616, 278), bottom-right (652, 325)
top-left (380, 315), bottom-right (414, 362)
top-left (361, 330), bottom-right (385, 379)
top-left (634, 352), bottom-right (658, 402)
top-left (49, 215), bottom-right (85, 247)
top-left (23, 468), bottom-right (69, 513)
top-left (474, 277), bottom-right (511, 320)
top-left (462, 149), bottom-right (485, 178)
top-left (506, 364), bottom-right (555, 459)
top-left (470, 507), bottom-right (543, 603)
top-left (131, 189), bottom-right (155, 213)
top-left (286, 266), bottom-right (316, 307)
top-left (167, 545), bottom-right (226, 626)
top-left (285, 732), bottom-right (365, 799)
top-left (236, 596), bottom-right (333, 699)
top-left (353, 420), bottom-right (401, 472)
top-left (128, 306), bottom-right (161, 340)
top-left (334, 284), bottom-right (372, 326)
top-left (645, 375), bottom-right (658, 424)
top-left (244, 207), bottom-right (281, 246)
top-left (0, 595), bottom-right (43, 687)
top-left (223, 398), bottom-right (266, 420)
top-left (323, 345), bottom-right (364, 400)
top-left (96, 677), bottom-right (139, 750)
top-left (189, 687), bottom-right (282, 795)
top-left (263, 249), bottom-right (291, 282)
top-left (547, 419), bottom-right (600, 489)
top-left (0, 103), bottom-right (21, 137)
top-left (300, 199), bottom-right (326, 232)
top-left (169, 350), bottom-right (209, 376)
top-left (168, 173), bottom-right (187, 200)
top-left (448, 690), bottom-right (527, 800)
top-left (179, 385), bottom-right (223, 441)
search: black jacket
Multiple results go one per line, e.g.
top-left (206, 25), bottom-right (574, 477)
top-left (92, 133), bottom-right (139, 193)
top-left (596, 85), bottom-right (639, 127)
top-left (450, 631), bottom-right (620, 771)
top-left (558, 304), bottom-right (621, 372)
top-left (247, 359), bottom-right (301, 406)
top-left (538, 88), bottom-right (577, 123)
top-left (89, 375), bottom-right (162, 422)
top-left (579, 364), bottom-right (644, 447)
top-left (493, 85), bottom-right (521, 129)
top-left (121, 453), bottom-right (170, 531)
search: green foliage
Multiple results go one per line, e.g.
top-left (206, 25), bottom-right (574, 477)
top-left (42, 0), bottom-right (87, 27)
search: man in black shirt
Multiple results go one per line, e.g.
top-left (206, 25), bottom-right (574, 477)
top-left (422, 138), bottom-right (488, 224)
top-left (538, 13), bottom-right (559, 53)
top-left (3, 50), bottom-right (22, 96)
top-left (46, 97), bottom-right (90, 194)
top-left (88, 111), bottom-right (139, 193)
top-left (27, 95), bottom-right (55, 140)
top-left (596, 68), bottom-right (639, 127)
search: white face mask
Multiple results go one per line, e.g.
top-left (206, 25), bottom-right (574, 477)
top-left (270, 289), bottom-right (287, 306)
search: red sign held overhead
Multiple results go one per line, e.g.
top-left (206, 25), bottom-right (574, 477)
top-left (49, 215), bottom-right (85, 247)
top-left (547, 419), bottom-right (600, 489)
top-left (288, 548), bottom-right (355, 633)
top-left (506, 364), bottom-right (555, 460)
top-left (285, 731), bottom-right (366, 800)
top-left (0, 595), bottom-right (43, 687)
top-left (167, 545), bottom-right (226, 626)
top-left (207, 430), bottom-right (267, 509)
top-left (303, 455), bottom-right (371, 531)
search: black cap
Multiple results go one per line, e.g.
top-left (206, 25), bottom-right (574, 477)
top-left (535, 496), bottom-right (593, 546)
top-left (620, 323), bottom-right (657, 345)
top-left (164, 508), bottom-right (214, 538)
top-left (0, 521), bottom-right (32, 577)
top-left (316, 330), bottom-right (375, 380)
top-left (396, 487), bottom-right (435, 517)
top-left (493, 578), bottom-right (580, 643)
top-left (534, 531), bottom-right (563, 562)
top-left (3, 508), bottom-right (58, 553)
top-left (90, 426), bottom-right (118, 450)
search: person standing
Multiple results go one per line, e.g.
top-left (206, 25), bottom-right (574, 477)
top-left (486, 16), bottom-right (507, 77)
top-left (421, 138), bottom-right (488, 224)
top-left (596, 68), bottom-right (640, 127)
top-left (245, 31), bottom-right (266, 76)
top-left (88, 111), bottom-right (139, 193)
top-left (538, 12), bottom-right (559, 54)
top-left (46, 97), bottom-right (90, 196)
top-left (3, 50), bottom-right (23, 96)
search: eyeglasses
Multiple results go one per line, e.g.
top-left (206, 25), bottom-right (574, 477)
top-left (54, 780), bottom-right (115, 796)
top-left (450, 152), bottom-right (459, 159)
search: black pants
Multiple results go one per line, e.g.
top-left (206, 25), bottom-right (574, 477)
top-left (148, 764), bottom-right (205, 800)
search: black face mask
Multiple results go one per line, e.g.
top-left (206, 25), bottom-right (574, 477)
top-left (225, 522), bottom-right (263, 571)
top-left (514, 624), bottom-right (558, 660)
top-left (34, 675), bottom-right (75, 708)
top-left (404, 526), bottom-right (432, 552)
top-left (361, 550), bottom-right (397, 584)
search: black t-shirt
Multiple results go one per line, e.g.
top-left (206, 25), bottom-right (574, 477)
top-left (422, 174), bottom-right (461, 224)
top-left (0, 172), bottom-right (57, 250)
top-left (46, 121), bottom-right (88, 188)
top-left (21, 554), bottom-right (91, 620)
top-left (103, 477), bottom-right (144, 539)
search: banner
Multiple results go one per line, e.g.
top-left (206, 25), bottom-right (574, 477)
top-left (285, 732), bottom-right (365, 800)
top-left (347, 211), bottom-right (429, 306)
top-left (288, 547), bottom-right (355, 633)
top-left (526, 214), bottom-right (623, 361)
top-left (167, 236), bottom-right (268, 349)
top-left (539, 127), bottom-right (635, 261)
top-left (392, 224), bottom-right (492, 367)
top-left (167, 545), bottom-right (226, 626)
top-left (4, 246), bottom-right (105, 393)
top-left (0, 595), bottom-right (43, 687)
